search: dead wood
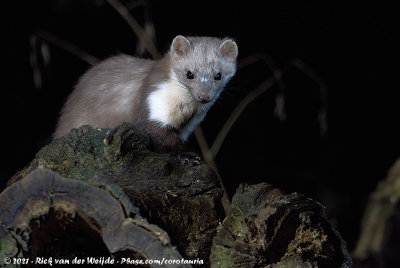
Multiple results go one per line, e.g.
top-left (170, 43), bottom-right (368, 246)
top-left (1, 123), bottom-right (351, 267)
top-left (210, 183), bottom-right (352, 268)
top-left (6, 123), bottom-right (224, 265)
top-left (0, 169), bottom-right (187, 267)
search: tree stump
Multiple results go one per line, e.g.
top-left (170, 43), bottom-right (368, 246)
top-left (210, 183), bottom-right (352, 268)
top-left (0, 169), bottom-right (188, 267)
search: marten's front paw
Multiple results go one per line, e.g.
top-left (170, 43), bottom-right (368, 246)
top-left (177, 152), bottom-right (201, 166)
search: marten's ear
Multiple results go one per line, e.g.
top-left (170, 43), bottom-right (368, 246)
top-left (219, 39), bottom-right (238, 62)
top-left (171, 35), bottom-right (191, 59)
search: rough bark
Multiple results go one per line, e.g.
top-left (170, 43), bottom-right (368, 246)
top-left (7, 123), bottom-right (224, 265)
top-left (2, 123), bottom-right (351, 267)
top-left (0, 169), bottom-right (187, 267)
top-left (210, 183), bottom-right (352, 268)
top-left (353, 158), bottom-right (400, 268)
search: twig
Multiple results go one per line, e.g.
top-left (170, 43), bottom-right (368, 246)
top-left (194, 127), bottom-right (231, 213)
top-left (194, 127), bottom-right (215, 169)
top-left (238, 53), bottom-right (287, 121)
top-left (210, 57), bottom-right (327, 160)
top-left (237, 53), bottom-right (285, 92)
top-left (211, 77), bottom-right (275, 158)
top-left (35, 30), bottom-right (100, 66)
top-left (207, 54), bottom-right (287, 159)
top-left (30, 35), bottom-right (44, 88)
top-left (292, 58), bottom-right (328, 136)
top-left (105, 0), bottom-right (161, 59)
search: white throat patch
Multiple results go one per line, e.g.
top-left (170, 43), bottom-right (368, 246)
top-left (147, 73), bottom-right (196, 127)
top-left (146, 73), bottom-right (213, 142)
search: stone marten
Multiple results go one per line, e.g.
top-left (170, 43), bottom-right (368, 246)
top-left (54, 35), bottom-right (238, 149)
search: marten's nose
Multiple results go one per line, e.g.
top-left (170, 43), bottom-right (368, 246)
top-left (197, 93), bottom-right (210, 103)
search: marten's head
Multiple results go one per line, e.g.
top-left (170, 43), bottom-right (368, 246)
top-left (147, 36), bottom-right (238, 135)
top-left (169, 35), bottom-right (238, 104)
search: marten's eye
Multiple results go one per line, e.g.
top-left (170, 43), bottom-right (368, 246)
top-left (214, 72), bottom-right (222, 80)
top-left (186, 71), bottom-right (194, 79)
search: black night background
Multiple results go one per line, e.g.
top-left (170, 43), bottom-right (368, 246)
top-left (2, 0), bottom-right (399, 265)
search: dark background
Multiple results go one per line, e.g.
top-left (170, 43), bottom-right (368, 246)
top-left (3, 0), bottom-right (399, 253)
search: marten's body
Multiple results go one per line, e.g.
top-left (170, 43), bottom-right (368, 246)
top-left (54, 36), bottom-right (238, 148)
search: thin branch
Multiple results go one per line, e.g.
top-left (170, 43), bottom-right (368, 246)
top-left (35, 30), bottom-right (100, 66)
top-left (105, 0), bottom-right (162, 59)
top-left (125, 0), bottom-right (147, 10)
top-left (30, 35), bottom-right (43, 88)
top-left (194, 127), bottom-right (231, 213)
top-left (194, 127), bottom-right (215, 169)
top-left (238, 53), bottom-right (287, 121)
top-left (238, 53), bottom-right (285, 91)
top-left (209, 57), bottom-right (328, 159)
top-left (292, 58), bottom-right (328, 136)
top-left (211, 77), bottom-right (275, 158)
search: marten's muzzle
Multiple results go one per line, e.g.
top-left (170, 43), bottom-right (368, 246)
top-left (196, 93), bottom-right (210, 103)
